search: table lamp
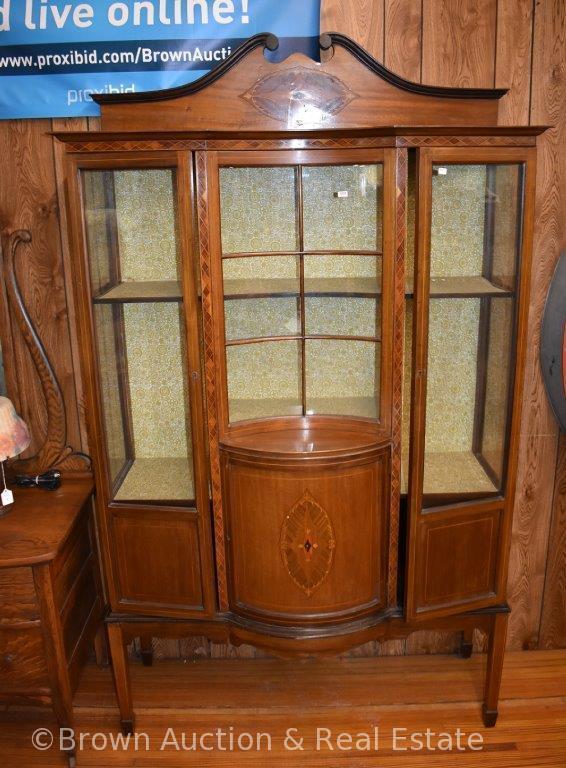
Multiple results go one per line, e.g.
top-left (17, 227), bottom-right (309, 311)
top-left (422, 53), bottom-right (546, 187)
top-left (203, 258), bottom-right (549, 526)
top-left (0, 396), bottom-right (31, 515)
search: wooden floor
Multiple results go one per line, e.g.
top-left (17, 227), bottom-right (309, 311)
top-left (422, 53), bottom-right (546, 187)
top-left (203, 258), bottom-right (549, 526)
top-left (1, 650), bottom-right (565, 766)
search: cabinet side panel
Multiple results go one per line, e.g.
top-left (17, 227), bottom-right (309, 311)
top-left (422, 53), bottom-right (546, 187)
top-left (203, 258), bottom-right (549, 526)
top-left (112, 510), bottom-right (205, 613)
top-left (416, 506), bottom-right (502, 614)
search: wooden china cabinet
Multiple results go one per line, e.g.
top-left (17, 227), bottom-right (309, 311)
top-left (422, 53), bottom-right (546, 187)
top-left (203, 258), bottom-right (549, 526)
top-left (58, 33), bottom-right (543, 731)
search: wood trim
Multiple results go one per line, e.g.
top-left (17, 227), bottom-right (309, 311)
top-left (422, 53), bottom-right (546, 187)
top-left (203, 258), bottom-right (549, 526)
top-left (216, 147), bottom-right (388, 167)
top-left (98, 172), bottom-right (136, 479)
top-left (498, 147), bottom-right (537, 597)
top-left (55, 127), bottom-right (547, 144)
top-left (93, 33), bottom-right (279, 105)
top-left (405, 147), bottom-right (432, 619)
top-left (472, 166), bottom-right (497, 464)
top-left (380, 148), bottom-right (397, 457)
top-left (92, 32), bottom-right (507, 109)
top-left (195, 150), bottom-right (229, 611)
top-left (105, 603), bottom-right (509, 651)
top-left (320, 32), bottom-right (508, 99)
top-left (110, 304), bottom-right (135, 493)
top-left (33, 564), bottom-right (74, 727)
top-left (388, 148), bottom-right (407, 607)
top-left (471, 296), bottom-right (492, 460)
top-left (175, 151), bottom-right (217, 616)
top-left (1, 230), bottom-right (91, 475)
top-left (483, 611), bottom-right (509, 725)
top-left (296, 165), bottom-right (307, 415)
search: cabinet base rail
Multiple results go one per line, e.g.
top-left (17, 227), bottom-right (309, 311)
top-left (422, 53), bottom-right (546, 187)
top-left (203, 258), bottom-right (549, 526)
top-left (105, 604), bottom-right (510, 733)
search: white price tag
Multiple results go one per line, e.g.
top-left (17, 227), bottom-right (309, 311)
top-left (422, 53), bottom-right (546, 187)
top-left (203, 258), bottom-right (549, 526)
top-left (1, 489), bottom-right (14, 506)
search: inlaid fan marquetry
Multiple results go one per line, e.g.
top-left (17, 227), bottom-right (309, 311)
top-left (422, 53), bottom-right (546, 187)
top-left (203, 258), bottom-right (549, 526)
top-left (280, 492), bottom-right (336, 596)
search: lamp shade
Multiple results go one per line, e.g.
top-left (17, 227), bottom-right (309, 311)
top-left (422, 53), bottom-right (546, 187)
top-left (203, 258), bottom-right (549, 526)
top-left (0, 397), bottom-right (31, 462)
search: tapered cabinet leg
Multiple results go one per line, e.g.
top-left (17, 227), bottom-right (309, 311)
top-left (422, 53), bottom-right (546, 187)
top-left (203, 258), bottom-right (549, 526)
top-left (483, 613), bottom-right (508, 727)
top-left (140, 635), bottom-right (154, 667)
top-left (107, 622), bottom-right (135, 734)
top-left (459, 627), bottom-right (474, 659)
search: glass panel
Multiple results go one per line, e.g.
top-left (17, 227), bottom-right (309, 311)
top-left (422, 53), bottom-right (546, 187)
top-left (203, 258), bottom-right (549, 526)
top-left (401, 299), bottom-right (413, 494)
top-left (304, 254), bottom-right (382, 298)
top-left (227, 341), bottom-right (302, 422)
top-left (304, 253), bottom-right (381, 338)
top-left (83, 168), bottom-right (194, 503)
top-left (223, 255), bottom-right (300, 285)
top-left (305, 297), bottom-right (380, 337)
top-left (225, 298), bottom-right (301, 340)
top-left (93, 302), bottom-right (194, 502)
top-left (423, 163), bottom-right (523, 502)
top-left (424, 296), bottom-right (516, 499)
top-left (223, 255), bottom-right (300, 340)
top-left (83, 169), bottom-right (180, 299)
top-left (219, 167), bottom-right (297, 253)
top-left (402, 152), bottom-right (417, 493)
top-left (430, 164), bottom-right (521, 288)
top-left (478, 297), bottom-right (515, 484)
top-left (405, 151), bottom-right (417, 295)
top-left (93, 303), bottom-right (130, 489)
top-left (304, 254), bottom-right (382, 281)
top-left (305, 339), bottom-right (379, 418)
top-left (302, 164), bottom-right (383, 251)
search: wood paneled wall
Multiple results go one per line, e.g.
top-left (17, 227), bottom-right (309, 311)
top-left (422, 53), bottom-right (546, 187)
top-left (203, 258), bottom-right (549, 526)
top-left (0, 0), bottom-right (564, 655)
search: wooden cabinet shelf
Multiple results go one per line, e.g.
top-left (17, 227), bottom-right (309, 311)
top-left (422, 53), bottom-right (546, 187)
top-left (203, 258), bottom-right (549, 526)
top-left (91, 275), bottom-right (512, 304)
top-left (114, 457), bottom-right (195, 502)
top-left (401, 451), bottom-right (499, 496)
top-left (229, 396), bottom-right (377, 423)
top-left (223, 275), bottom-right (512, 300)
top-left (406, 275), bottom-right (513, 298)
top-left (224, 277), bottom-right (380, 298)
top-left (93, 281), bottom-right (182, 303)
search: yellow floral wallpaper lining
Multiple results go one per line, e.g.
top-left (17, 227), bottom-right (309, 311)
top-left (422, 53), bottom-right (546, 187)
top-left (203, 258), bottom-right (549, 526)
top-left (220, 164), bottom-right (383, 418)
top-left (83, 161), bottom-right (518, 497)
top-left (114, 169), bottom-right (180, 281)
top-left (430, 165), bottom-right (486, 277)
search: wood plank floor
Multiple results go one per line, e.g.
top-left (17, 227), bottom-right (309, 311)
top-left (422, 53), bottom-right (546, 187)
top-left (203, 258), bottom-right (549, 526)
top-left (1, 650), bottom-right (565, 766)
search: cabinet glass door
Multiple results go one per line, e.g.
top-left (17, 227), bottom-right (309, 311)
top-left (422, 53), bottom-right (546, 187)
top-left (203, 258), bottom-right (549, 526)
top-left (82, 168), bottom-right (195, 503)
top-left (422, 161), bottom-right (524, 505)
top-left (218, 158), bottom-right (385, 425)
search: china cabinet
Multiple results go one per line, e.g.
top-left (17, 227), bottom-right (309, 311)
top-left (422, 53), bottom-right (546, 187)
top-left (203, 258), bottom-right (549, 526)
top-left (57, 33), bottom-right (543, 732)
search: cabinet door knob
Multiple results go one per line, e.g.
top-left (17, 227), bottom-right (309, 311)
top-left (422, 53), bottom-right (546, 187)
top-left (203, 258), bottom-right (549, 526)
top-left (2, 653), bottom-right (15, 665)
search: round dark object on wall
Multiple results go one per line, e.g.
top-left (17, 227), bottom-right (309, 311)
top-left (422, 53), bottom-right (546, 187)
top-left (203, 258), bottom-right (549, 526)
top-left (541, 252), bottom-right (566, 432)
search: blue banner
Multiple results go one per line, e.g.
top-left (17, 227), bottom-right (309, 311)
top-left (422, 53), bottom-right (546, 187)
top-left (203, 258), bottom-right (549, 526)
top-left (0, 1), bottom-right (321, 118)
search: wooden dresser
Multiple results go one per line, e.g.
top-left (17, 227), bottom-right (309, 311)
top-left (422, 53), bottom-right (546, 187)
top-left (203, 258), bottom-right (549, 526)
top-left (0, 478), bottom-right (104, 740)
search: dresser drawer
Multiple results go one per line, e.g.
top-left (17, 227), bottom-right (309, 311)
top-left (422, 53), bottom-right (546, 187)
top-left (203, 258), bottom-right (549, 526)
top-left (0, 567), bottom-right (39, 623)
top-left (0, 627), bottom-right (49, 692)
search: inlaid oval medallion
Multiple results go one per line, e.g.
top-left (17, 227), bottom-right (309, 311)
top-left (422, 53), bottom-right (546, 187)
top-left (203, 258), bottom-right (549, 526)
top-left (280, 491), bottom-right (336, 596)
top-left (241, 67), bottom-right (357, 127)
